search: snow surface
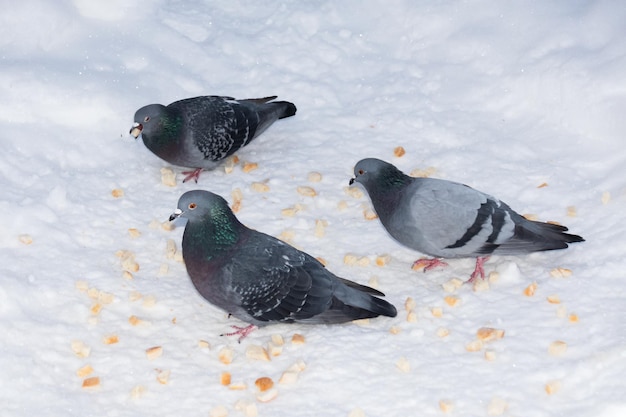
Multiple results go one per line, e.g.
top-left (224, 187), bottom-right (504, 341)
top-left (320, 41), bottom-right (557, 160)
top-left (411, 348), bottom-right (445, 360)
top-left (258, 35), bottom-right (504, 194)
top-left (1, 1), bottom-right (625, 416)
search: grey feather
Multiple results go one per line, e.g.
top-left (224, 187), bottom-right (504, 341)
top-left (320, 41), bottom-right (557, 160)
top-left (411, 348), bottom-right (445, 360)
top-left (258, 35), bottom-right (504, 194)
top-left (130, 95), bottom-right (296, 174)
top-left (169, 190), bottom-right (397, 327)
top-left (350, 158), bottom-right (584, 259)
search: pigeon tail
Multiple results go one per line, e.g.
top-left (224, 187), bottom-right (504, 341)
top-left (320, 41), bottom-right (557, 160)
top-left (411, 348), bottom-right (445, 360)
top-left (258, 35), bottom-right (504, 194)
top-left (493, 219), bottom-right (584, 255)
top-left (271, 101), bottom-right (297, 119)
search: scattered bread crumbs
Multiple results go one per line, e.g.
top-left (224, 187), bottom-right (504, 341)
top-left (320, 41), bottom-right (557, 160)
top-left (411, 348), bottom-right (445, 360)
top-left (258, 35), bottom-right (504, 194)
top-left (476, 327), bottom-right (505, 342)
top-left (404, 297), bottom-right (416, 311)
top-left (409, 166), bottom-right (437, 178)
top-left (466, 339), bottom-right (484, 352)
top-left (198, 340), bottom-right (210, 349)
top-left (111, 188), bottom-right (124, 198)
top-left (375, 254), bottom-right (391, 266)
top-left (337, 200), bottom-right (349, 211)
top-left (550, 267), bottom-right (572, 278)
top-left (441, 278), bottom-right (463, 292)
top-left (484, 350), bottom-right (497, 361)
top-left (368, 275), bottom-right (379, 289)
top-left (315, 256), bottom-right (327, 266)
top-left (431, 307), bottom-right (443, 318)
top-left (246, 345), bottom-right (270, 362)
top-left (268, 341), bottom-right (283, 357)
top-left (279, 371), bottom-right (299, 385)
top-left (569, 313), bottom-right (580, 323)
top-left (537, 182), bottom-right (548, 188)
top-left (291, 334), bottom-right (306, 345)
top-left (256, 387), bottom-right (278, 403)
top-left (567, 206), bottom-right (577, 217)
top-left (473, 278), bottom-right (490, 292)
top-left (601, 191), bottom-right (611, 205)
top-left (228, 382), bottom-right (248, 390)
top-left (288, 360), bottom-right (307, 373)
top-left (487, 397), bottom-right (508, 416)
top-left (129, 315), bottom-right (150, 326)
top-left (406, 311), bottom-right (417, 323)
top-left (522, 213), bottom-right (538, 221)
top-left (444, 295), bottom-right (461, 307)
top-left (156, 369), bottom-right (170, 384)
top-left (161, 220), bottom-right (175, 231)
top-left (393, 146), bottom-right (406, 157)
top-left (160, 167), bottom-right (176, 187)
top-left (18, 234), bottom-right (33, 245)
top-left (488, 271), bottom-right (500, 283)
top-left (524, 282), bottom-right (538, 296)
top-left (224, 155), bottom-right (239, 174)
top-left (76, 365), bottom-right (94, 378)
top-left (278, 229), bottom-right (295, 243)
top-left (116, 250), bottom-right (139, 273)
top-left (242, 161), bottom-right (258, 173)
top-left (82, 376), bottom-right (100, 389)
top-left (90, 303), bottom-right (103, 315)
top-left (281, 207), bottom-right (298, 217)
top-left (251, 182), bottom-right (270, 192)
top-left (145, 346), bottom-right (163, 360)
top-left (439, 399), bottom-right (454, 413)
top-left (344, 253), bottom-right (358, 266)
top-left (297, 186), bottom-right (317, 197)
top-left (548, 341), bottom-right (568, 356)
top-left (314, 219), bottom-right (327, 237)
top-left (270, 334), bottom-right (284, 346)
top-left (122, 271), bottom-right (133, 280)
top-left (389, 326), bottom-right (401, 335)
top-left (357, 256), bottom-right (370, 267)
top-left (396, 357), bottom-right (411, 373)
top-left (353, 318), bottom-right (371, 326)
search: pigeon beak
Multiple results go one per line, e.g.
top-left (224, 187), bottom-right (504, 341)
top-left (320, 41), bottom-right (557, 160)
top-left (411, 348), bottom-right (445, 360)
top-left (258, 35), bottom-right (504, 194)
top-left (129, 123), bottom-right (143, 138)
top-left (349, 177), bottom-right (356, 186)
top-left (169, 208), bottom-right (183, 222)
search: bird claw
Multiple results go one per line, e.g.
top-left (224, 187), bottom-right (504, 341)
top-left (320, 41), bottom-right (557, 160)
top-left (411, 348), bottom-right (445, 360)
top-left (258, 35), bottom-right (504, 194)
top-left (465, 256), bottom-right (490, 284)
top-left (411, 258), bottom-right (448, 272)
top-left (182, 168), bottom-right (203, 183)
top-left (220, 324), bottom-right (257, 343)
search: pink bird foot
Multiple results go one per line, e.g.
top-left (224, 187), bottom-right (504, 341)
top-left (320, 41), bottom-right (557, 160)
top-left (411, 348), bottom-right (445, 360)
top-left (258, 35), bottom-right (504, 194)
top-left (182, 168), bottom-right (204, 183)
top-left (220, 324), bottom-right (257, 343)
top-left (466, 256), bottom-right (490, 284)
top-left (412, 258), bottom-right (449, 272)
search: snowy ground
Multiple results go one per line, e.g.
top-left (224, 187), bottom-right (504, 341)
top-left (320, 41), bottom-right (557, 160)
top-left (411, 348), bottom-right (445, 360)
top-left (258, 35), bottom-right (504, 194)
top-left (1, 1), bottom-right (625, 416)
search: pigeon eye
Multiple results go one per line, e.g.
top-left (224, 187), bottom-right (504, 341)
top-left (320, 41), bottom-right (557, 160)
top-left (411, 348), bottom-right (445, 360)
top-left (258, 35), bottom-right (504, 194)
top-left (143, 116), bottom-right (150, 123)
top-left (188, 203), bottom-right (197, 210)
top-left (358, 169), bottom-right (364, 175)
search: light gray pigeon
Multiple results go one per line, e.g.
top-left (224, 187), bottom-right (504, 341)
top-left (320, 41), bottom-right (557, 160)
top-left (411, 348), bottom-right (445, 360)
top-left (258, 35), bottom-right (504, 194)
top-left (169, 190), bottom-right (397, 339)
top-left (130, 95), bottom-right (296, 182)
top-left (350, 158), bottom-right (584, 282)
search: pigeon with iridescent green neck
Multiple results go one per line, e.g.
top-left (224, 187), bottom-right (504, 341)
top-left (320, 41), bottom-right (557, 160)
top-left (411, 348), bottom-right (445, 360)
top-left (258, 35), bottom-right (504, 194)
top-left (169, 190), bottom-right (397, 340)
top-left (130, 95), bottom-right (296, 182)
top-left (350, 158), bottom-right (584, 282)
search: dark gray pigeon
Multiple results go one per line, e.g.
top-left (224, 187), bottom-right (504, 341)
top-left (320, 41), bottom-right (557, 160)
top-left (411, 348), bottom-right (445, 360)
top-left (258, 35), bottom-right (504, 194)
top-left (130, 95), bottom-right (296, 182)
top-left (350, 158), bottom-right (584, 282)
top-left (169, 190), bottom-right (397, 339)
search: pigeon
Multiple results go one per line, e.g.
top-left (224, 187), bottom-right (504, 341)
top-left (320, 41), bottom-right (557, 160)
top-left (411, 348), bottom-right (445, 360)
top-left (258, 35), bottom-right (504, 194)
top-left (130, 95), bottom-right (296, 182)
top-left (169, 190), bottom-right (397, 340)
top-left (350, 158), bottom-right (584, 282)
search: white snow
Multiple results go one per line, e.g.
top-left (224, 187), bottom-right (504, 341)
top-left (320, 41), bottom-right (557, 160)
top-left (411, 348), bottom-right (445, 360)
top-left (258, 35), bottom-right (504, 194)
top-left (1, 1), bottom-right (625, 416)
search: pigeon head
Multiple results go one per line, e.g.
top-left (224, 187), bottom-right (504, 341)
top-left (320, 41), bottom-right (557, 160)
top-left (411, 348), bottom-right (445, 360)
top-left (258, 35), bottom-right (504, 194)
top-left (169, 190), bottom-right (234, 223)
top-left (350, 158), bottom-right (411, 191)
top-left (129, 104), bottom-right (168, 139)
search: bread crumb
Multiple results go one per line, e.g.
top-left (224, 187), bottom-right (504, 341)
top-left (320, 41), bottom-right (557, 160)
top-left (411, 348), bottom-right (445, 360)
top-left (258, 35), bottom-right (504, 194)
top-left (556, 305), bottom-right (568, 318)
top-left (162, 220), bottom-right (175, 231)
top-left (246, 345), bottom-right (270, 362)
top-left (268, 341), bottom-right (283, 357)
top-left (487, 397), bottom-right (507, 415)
top-left (442, 278), bottom-right (463, 293)
top-left (218, 346), bottom-right (234, 364)
top-left (314, 219), bottom-right (328, 238)
top-left (255, 377), bottom-right (274, 392)
top-left (90, 303), bottom-right (102, 315)
top-left (431, 307), bottom-right (443, 318)
top-left (209, 405), bottom-right (228, 417)
top-left (76, 364), bottom-right (94, 378)
top-left (228, 382), bottom-right (248, 390)
top-left (524, 281), bottom-right (538, 297)
top-left (256, 387), bottom-right (278, 403)
top-left (472, 278), bottom-right (490, 292)
top-left (156, 369), bottom-right (170, 384)
top-left (522, 213), bottom-right (538, 221)
top-left (567, 206), bottom-right (577, 217)
top-left (548, 340), bottom-right (567, 356)
top-left (75, 280), bottom-right (89, 292)
top-left (344, 186), bottom-right (364, 199)
top-left (444, 295), bottom-right (461, 307)
top-left (363, 207), bottom-right (378, 220)
top-left (439, 399), bottom-right (454, 413)
top-left (545, 380), bottom-right (562, 395)
top-left (18, 234), bottom-right (33, 245)
top-left (160, 167), bottom-right (176, 187)
top-left (281, 207), bottom-right (298, 217)
top-left (393, 146), bottom-right (406, 157)
top-left (234, 399), bottom-right (258, 417)
top-left (396, 357), bottom-right (411, 373)
top-left (297, 186), bottom-right (317, 197)
top-left (436, 327), bottom-right (449, 338)
top-left (547, 294), bottom-right (561, 304)
top-left (550, 267), bottom-right (572, 278)
top-left (251, 182), bottom-right (270, 193)
top-left (569, 313), bottom-right (579, 323)
top-left (357, 256), bottom-right (370, 267)
top-left (374, 254), bottom-right (391, 266)
top-left (122, 271), bottom-right (133, 280)
top-left (465, 339), bottom-right (484, 352)
top-left (368, 275), bottom-right (379, 289)
top-left (82, 376), bottom-right (100, 389)
top-left (242, 161), bottom-right (258, 173)
top-left (488, 271), bottom-right (500, 283)
top-left (129, 315), bottom-right (149, 326)
top-left (537, 182), bottom-right (548, 188)
top-left (291, 334), bottom-right (306, 345)
top-left (278, 229), bottom-right (295, 244)
top-left (103, 335), bottom-right (119, 345)
top-left (484, 350), bottom-right (497, 361)
top-left (315, 256), bottom-right (327, 266)
top-left (601, 191), bottom-right (611, 205)
top-left (389, 326), bottom-right (401, 335)
top-left (71, 340), bottom-right (91, 358)
top-left (111, 188), bottom-right (124, 198)
top-left (130, 385), bottom-right (145, 399)
top-left (337, 200), bottom-right (349, 211)
top-left (406, 311), bottom-right (418, 323)
top-left (307, 171), bottom-right (322, 182)
top-left (344, 253), bottom-right (358, 266)
top-left (198, 340), bottom-right (210, 349)
top-left (404, 297), bottom-right (416, 311)
top-left (476, 327), bottom-right (505, 342)
top-left (270, 334), bottom-right (284, 346)
top-left (287, 360), bottom-right (307, 373)
top-left (129, 291), bottom-right (142, 302)
top-left (279, 371), bottom-right (299, 385)
top-left (220, 372), bottom-right (231, 386)
top-left (145, 346), bottom-right (163, 360)
top-left (142, 295), bottom-right (157, 307)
